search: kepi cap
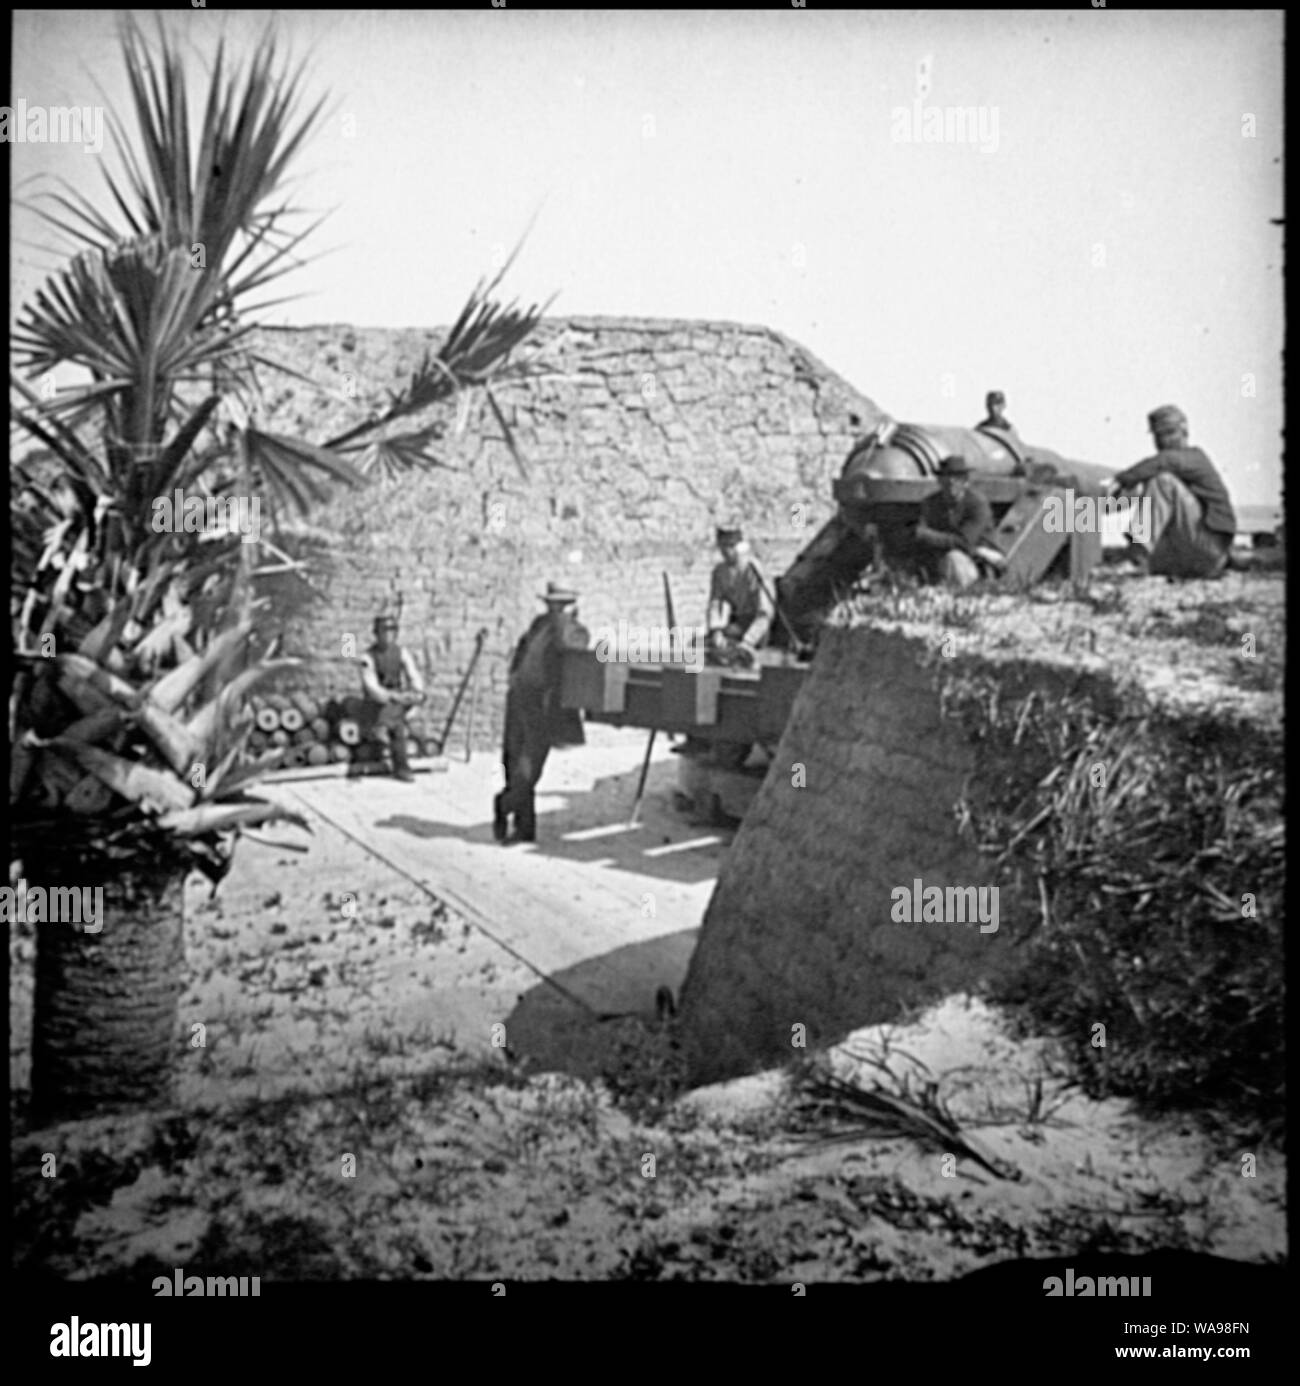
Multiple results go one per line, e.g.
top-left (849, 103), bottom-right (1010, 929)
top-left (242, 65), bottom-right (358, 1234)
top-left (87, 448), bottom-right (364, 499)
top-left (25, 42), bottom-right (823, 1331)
top-left (1148, 404), bottom-right (1188, 432)
top-left (373, 614), bottom-right (399, 631)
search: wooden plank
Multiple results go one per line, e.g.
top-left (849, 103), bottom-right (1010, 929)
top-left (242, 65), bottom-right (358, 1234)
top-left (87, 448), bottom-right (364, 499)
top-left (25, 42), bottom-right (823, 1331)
top-left (997, 488), bottom-right (1068, 585)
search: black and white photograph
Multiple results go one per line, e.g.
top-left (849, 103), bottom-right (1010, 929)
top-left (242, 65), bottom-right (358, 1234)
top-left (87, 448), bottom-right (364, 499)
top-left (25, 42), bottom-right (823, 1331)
top-left (7, 5), bottom-right (1286, 1366)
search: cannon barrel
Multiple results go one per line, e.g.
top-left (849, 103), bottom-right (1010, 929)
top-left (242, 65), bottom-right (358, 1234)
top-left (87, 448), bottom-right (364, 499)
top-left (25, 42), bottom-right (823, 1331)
top-left (834, 421), bottom-right (1114, 516)
top-left (772, 420), bottom-right (1117, 647)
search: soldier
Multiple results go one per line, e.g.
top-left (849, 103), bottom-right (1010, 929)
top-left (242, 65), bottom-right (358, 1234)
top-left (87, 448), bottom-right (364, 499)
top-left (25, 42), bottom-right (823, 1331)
top-left (706, 524), bottom-right (775, 669)
top-left (494, 582), bottom-right (590, 844)
top-left (913, 456), bottom-right (1006, 588)
top-left (977, 390), bottom-right (1016, 434)
top-left (359, 614), bottom-right (425, 783)
top-left (1109, 405), bottom-right (1237, 578)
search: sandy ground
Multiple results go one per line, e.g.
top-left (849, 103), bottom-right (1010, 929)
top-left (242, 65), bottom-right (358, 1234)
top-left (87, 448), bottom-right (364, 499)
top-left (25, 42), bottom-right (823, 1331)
top-left (9, 711), bottom-right (1285, 1283)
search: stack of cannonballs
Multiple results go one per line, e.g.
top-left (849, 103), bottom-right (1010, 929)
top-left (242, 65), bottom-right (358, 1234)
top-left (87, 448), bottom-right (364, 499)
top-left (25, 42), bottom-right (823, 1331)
top-left (245, 693), bottom-right (441, 772)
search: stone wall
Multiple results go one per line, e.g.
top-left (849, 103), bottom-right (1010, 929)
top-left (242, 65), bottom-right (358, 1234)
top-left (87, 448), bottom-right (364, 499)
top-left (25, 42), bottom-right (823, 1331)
top-left (676, 624), bottom-right (1030, 1086)
top-left (252, 316), bottom-right (884, 748)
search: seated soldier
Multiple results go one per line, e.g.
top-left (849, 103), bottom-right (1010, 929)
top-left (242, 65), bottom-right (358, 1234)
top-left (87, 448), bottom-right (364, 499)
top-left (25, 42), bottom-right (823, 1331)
top-left (913, 456), bottom-right (1007, 588)
top-left (1109, 405), bottom-right (1237, 578)
top-left (359, 614), bottom-right (425, 782)
top-left (706, 524), bottom-right (775, 669)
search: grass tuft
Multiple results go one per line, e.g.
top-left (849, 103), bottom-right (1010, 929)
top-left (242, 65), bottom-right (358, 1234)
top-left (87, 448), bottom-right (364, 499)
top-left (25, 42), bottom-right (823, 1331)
top-left (938, 668), bottom-right (1284, 1143)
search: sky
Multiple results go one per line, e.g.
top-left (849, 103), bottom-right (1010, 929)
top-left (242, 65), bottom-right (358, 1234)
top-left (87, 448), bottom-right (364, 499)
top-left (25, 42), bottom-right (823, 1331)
top-left (10, 8), bottom-right (1285, 507)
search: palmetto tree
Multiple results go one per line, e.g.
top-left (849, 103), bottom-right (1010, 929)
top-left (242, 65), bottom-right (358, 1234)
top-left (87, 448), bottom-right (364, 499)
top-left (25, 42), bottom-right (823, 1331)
top-left (11, 18), bottom-right (548, 1121)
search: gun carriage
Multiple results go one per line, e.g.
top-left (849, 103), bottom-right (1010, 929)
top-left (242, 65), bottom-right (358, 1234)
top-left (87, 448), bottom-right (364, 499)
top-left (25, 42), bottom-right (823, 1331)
top-left (562, 414), bottom-right (1118, 818)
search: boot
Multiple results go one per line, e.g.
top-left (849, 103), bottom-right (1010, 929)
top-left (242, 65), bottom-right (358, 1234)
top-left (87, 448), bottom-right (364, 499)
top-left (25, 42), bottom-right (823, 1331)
top-left (391, 723), bottom-right (415, 782)
top-left (492, 792), bottom-right (508, 842)
top-left (510, 799), bottom-right (537, 843)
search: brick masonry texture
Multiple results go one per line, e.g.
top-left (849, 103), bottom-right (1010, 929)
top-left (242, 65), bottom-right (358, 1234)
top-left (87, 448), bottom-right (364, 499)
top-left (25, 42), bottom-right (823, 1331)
top-left (250, 316), bottom-right (884, 750)
top-left (676, 625), bottom-right (1023, 1086)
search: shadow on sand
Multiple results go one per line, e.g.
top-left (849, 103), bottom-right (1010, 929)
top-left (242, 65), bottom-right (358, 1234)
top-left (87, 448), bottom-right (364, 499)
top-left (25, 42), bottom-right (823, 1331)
top-left (373, 758), bottom-right (735, 886)
top-left (500, 927), bottom-right (699, 1079)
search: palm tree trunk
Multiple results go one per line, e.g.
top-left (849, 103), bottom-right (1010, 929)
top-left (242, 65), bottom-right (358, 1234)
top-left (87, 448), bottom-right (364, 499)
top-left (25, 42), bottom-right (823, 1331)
top-left (30, 858), bottom-right (186, 1122)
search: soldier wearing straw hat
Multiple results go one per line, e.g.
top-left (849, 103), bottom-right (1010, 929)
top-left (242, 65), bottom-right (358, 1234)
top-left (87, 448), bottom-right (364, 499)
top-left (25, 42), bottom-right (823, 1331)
top-left (359, 613), bottom-right (425, 782)
top-left (494, 582), bottom-right (590, 844)
top-left (914, 454), bottom-right (1003, 584)
top-left (1109, 405), bottom-right (1237, 578)
top-left (912, 455), bottom-right (1005, 588)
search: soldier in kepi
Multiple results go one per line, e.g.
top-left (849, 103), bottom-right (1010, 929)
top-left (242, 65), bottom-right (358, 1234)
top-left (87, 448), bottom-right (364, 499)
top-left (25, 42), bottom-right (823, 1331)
top-left (706, 524), bottom-right (775, 669)
top-left (1108, 405), bottom-right (1238, 578)
top-left (912, 455), bottom-right (1008, 588)
top-left (494, 582), bottom-right (590, 845)
top-left (359, 614), bottom-right (425, 783)
top-left (976, 390), bottom-right (1016, 435)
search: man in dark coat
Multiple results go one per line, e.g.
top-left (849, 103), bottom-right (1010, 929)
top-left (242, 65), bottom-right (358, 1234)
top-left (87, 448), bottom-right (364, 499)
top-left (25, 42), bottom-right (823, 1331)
top-left (912, 455), bottom-right (1006, 587)
top-left (1109, 404), bottom-right (1237, 578)
top-left (494, 582), bottom-right (589, 844)
top-left (359, 614), bottom-right (425, 782)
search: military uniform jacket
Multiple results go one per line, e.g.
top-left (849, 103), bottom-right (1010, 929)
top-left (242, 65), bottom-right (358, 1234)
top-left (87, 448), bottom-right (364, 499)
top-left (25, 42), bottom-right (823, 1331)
top-left (1114, 446), bottom-right (1237, 536)
top-left (361, 643), bottom-right (423, 698)
top-left (915, 488), bottom-right (998, 553)
top-left (707, 559), bottom-right (774, 647)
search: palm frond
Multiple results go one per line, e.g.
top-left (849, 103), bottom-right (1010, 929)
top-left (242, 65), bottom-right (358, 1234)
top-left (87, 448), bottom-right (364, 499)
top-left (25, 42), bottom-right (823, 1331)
top-left (350, 425), bottom-right (458, 482)
top-left (155, 797), bottom-right (309, 837)
top-left (241, 427), bottom-right (367, 518)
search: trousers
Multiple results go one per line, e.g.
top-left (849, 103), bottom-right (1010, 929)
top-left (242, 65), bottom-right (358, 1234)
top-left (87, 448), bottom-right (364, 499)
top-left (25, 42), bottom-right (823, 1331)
top-left (494, 695), bottom-right (550, 840)
top-left (1143, 472), bottom-right (1233, 578)
top-left (936, 549), bottom-right (982, 588)
top-left (372, 702), bottom-right (412, 773)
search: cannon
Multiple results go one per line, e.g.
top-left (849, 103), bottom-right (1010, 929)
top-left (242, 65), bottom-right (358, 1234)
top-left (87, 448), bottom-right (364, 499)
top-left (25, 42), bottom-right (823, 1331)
top-left (563, 408), bottom-right (1118, 820)
top-left (772, 416), bottom-right (1117, 648)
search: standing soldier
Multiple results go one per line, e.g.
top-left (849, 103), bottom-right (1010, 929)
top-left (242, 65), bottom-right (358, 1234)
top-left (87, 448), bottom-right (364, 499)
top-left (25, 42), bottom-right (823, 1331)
top-left (706, 523), bottom-right (774, 669)
top-left (494, 583), bottom-right (590, 844)
top-left (359, 614), bottom-right (425, 783)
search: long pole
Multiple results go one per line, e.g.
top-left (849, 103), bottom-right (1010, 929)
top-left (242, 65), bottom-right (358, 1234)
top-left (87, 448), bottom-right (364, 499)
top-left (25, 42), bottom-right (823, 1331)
top-left (463, 641), bottom-right (483, 762)
top-left (746, 559), bottom-right (806, 658)
top-left (628, 570), bottom-right (678, 825)
top-left (439, 626), bottom-right (488, 752)
top-left (629, 728), bottom-right (656, 827)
